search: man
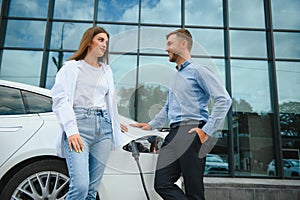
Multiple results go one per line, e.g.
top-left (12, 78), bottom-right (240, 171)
top-left (130, 28), bottom-right (232, 200)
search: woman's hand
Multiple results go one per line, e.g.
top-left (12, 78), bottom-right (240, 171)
top-left (120, 123), bottom-right (128, 133)
top-left (188, 127), bottom-right (209, 143)
top-left (68, 133), bottom-right (84, 153)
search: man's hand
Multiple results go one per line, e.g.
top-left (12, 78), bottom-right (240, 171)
top-left (120, 123), bottom-right (128, 133)
top-left (130, 123), bottom-right (151, 130)
top-left (188, 127), bottom-right (209, 143)
top-left (68, 133), bottom-right (84, 153)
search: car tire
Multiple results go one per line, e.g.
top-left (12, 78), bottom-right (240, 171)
top-left (268, 171), bottom-right (275, 176)
top-left (291, 172), bottom-right (299, 177)
top-left (0, 158), bottom-right (69, 200)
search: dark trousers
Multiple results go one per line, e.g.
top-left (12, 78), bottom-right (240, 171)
top-left (154, 123), bottom-right (206, 200)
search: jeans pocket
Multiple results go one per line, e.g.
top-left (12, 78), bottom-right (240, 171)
top-left (75, 112), bottom-right (87, 121)
top-left (100, 116), bottom-right (112, 135)
top-left (102, 111), bottom-right (111, 124)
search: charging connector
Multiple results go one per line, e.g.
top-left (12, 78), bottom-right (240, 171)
top-left (130, 140), bottom-right (150, 200)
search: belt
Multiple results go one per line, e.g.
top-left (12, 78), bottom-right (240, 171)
top-left (170, 120), bottom-right (206, 129)
top-left (73, 107), bottom-right (106, 116)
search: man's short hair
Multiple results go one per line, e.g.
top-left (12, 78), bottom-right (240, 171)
top-left (166, 28), bottom-right (193, 51)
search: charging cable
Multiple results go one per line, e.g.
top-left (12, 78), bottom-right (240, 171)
top-left (130, 140), bottom-right (150, 200)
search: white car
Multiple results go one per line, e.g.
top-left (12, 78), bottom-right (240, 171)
top-left (267, 159), bottom-right (300, 177)
top-left (205, 154), bottom-right (229, 175)
top-left (0, 80), bottom-right (172, 199)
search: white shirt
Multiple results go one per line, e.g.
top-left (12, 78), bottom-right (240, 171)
top-left (74, 60), bottom-right (108, 109)
top-left (51, 60), bottom-right (123, 157)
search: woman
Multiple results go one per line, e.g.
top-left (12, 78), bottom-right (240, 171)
top-left (51, 27), bottom-right (127, 199)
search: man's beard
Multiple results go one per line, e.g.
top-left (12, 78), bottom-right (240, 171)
top-left (169, 53), bottom-right (179, 63)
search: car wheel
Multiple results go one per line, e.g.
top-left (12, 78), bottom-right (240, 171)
top-left (291, 172), bottom-right (299, 177)
top-left (0, 159), bottom-right (69, 200)
top-left (268, 171), bottom-right (275, 176)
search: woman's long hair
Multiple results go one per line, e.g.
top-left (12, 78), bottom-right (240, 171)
top-left (68, 27), bottom-right (110, 64)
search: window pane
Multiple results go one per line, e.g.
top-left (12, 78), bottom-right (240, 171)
top-left (8, 0), bottom-right (48, 18)
top-left (230, 30), bottom-right (267, 58)
top-left (277, 62), bottom-right (300, 105)
top-left (136, 56), bottom-right (172, 123)
top-left (277, 61), bottom-right (300, 178)
top-left (274, 32), bottom-right (300, 59)
top-left (140, 27), bottom-right (173, 54)
top-left (139, 55), bottom-right (174, 87)
top-left (5, 20), bottom-right (46, 48)
top-left (191, 29), bottom-right (224, 57)
top-left (229, 0), bottom-right (265, 28)
top-left (233, 111), bottom-right (275, 177)
top-left (0, 50), bottom-right (43, 86)
top-left (141, 0), bottom-right (180, 25)
top-left (46, 52), bottom-right (74, 89)
top-left (22, 91), bottom-right (52, 113)
top-left (0, 86), bottom-right (26, 115)
top-left (272, 0), bottom-right (300, 29)
top-left (111, 54), bottom-right (137, 87)
top-left (110, 54), bottom-right (137, 119)
top-left (194, 58), bottom-right (226, 85)
top-left (97, 0), bottom-right (139, 23)
top-left (231, 60), bottom-right (271, 113)
top-left (50, 22), bottom-right (90, 50)
top-left (185, 0), bottom-right (223, 26)
top-left (231, 60), bottom-right (274, 176)
top-left (53, 0), bottom-right (94, 20)
top-left (100, 25), bottom-right (138, 53)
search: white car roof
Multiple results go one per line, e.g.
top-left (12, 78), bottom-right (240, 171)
top-left (0, 80), bottom-right (51, 97)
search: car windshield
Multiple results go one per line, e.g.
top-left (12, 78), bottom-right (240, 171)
top-left (207, 157), bottom-right (223, 162)
top-left (290, 160), bottom-right (300, 167)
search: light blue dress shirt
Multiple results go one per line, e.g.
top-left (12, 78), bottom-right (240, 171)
top-left (149, 59), bottom-right (232, 136)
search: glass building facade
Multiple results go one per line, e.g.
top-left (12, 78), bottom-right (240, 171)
top-left (0, 0), bottom-right (299, 179)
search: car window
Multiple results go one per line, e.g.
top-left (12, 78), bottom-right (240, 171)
top-left (22, 91), bottom-right (52, 113)
top-left (0, 86), bottom-right (26, 115)
top-left (271, 160), bottom-right (275, 166)
top-left (207, 154), bottom-right (224, 161)
top-left (290, 160), bottom-right (300, 167)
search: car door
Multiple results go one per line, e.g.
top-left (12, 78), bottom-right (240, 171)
top-left (0, 86), bottom-right (44, 166)
top-left (0, 114), bottom-right (44, 166)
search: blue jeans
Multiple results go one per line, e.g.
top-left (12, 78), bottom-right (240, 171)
top-left (64, 107), bottom-right (113, 200)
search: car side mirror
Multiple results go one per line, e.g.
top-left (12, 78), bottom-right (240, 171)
top-left (123, 135), bottom-right (164, 154)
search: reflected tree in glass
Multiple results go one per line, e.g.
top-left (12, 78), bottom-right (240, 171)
top-left (52, 23), bottom-right (73, 71)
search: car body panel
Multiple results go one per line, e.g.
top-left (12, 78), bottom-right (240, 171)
top-left (0, 114), bottom-right (43, 167)
top-left (0, 113), bottom-right (59, 181)
top-left (99, 173), bottom-right (161, 199)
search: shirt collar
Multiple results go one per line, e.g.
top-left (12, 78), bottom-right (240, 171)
top-left (176, 59), bottom-right (191, 71)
